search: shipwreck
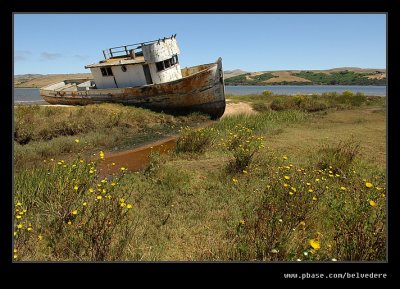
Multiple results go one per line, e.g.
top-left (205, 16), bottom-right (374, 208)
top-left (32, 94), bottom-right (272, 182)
top-left (40, 35), bottom-right (226, 119)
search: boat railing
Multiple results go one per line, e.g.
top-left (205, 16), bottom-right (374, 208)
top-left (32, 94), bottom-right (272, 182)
top-left (102, 35), bottom-right (177, 60)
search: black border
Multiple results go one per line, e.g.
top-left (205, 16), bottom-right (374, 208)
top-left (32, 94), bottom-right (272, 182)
top-left (2, 0), bottom-right (398, 281)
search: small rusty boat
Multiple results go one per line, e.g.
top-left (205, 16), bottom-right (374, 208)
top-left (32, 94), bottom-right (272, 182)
top-left (40, 35), bottom-right (226, 119)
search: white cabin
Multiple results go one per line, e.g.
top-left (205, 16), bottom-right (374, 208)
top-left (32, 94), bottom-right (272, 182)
top-left (85, 35), bottom-right (182, 89)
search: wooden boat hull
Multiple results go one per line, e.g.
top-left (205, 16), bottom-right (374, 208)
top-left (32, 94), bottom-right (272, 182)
top-left (40, 58), bottom-right (226, 119)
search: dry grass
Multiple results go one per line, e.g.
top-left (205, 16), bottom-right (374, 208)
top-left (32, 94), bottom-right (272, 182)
top-left (14, 73), bottom-right (92, 88)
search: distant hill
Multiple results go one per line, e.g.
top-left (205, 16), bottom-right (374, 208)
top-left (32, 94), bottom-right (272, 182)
top-left (224, 67), bottom-right (386, 86)
top-left (14, 73), bottom-right (92, 88)
top-left (224, 69), bottom-right (248, 79)
top-left (14, 67), bottom-right (387, 88)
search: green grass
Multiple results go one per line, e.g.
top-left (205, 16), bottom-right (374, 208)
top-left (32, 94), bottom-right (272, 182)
top-left (13, 94), bottom-right (386, 261)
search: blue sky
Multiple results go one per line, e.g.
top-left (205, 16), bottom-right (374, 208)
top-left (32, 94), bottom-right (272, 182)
top-left (13, 14), bottom-right (386, 74)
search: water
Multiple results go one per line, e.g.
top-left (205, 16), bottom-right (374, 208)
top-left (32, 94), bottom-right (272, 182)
top-left (98, 137), bottom-right (176, 177)
top-left (13, 85), bottom-right (386, 104)
top-left (14, 88), bottom-right (46, 104)
top-left (225, 85), bottom-right (386, 96)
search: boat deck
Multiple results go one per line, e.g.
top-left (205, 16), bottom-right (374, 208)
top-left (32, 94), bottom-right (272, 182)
top-left (85, 56), bottom-right (145, 68)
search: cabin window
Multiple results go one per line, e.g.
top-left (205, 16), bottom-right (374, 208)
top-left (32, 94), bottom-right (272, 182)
top-left (174, 55), bottom-right (179, 64)
top-left (121, 65), bottom-right (127, 72)
top-left (106, 67), bottom-right (113, 76)
top-left (164, 59), bottom-right (171, 69)
top-left (101, 67), bottom-right (114, 76)
top-left (156, 61), bottom-right (164, 72)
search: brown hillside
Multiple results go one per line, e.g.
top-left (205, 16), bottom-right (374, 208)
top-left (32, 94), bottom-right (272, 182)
top-left (14, 73), bottom-right (92, 88)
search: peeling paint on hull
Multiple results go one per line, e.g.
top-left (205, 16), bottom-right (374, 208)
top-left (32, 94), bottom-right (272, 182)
top-left (40, 58), bottom-right (226, 119)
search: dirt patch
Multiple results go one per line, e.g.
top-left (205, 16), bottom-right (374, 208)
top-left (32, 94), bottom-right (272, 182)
top-left (222, 102), bottom-right (256, 118)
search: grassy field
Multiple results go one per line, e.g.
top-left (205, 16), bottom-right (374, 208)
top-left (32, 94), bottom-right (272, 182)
top-left (13, 92), bottom-right (386, 261)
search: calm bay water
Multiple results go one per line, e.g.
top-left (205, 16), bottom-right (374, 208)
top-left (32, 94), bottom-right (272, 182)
top-left (14, 85), bottom-right (386, 104)
top-left (14, 88), bottom-right (46, 104)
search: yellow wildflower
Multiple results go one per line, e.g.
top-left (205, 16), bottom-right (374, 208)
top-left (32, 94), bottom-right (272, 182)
top-left (80, 159), bottom-right (84, 163)
top-left (340, 186), bottom-right (347, 191)
top-left (112, 162), bottom-right (116, 166)
top-left (38, 235), bottom-right (43, 240)
top-left (283, 155), bottom-right (288, 160)
top-left (96, 195), bottom-right (102, 200)
top-left (74, 139), bottom-right (80, 143)
top-left (283, 183), bottom-right (289, 187)
top-left (284, 175), bottom-right (290, 180)
top-left (308, 189), bottom-right (313, 193)
top-left (17, 224), bottom-right (22, 229)
top-left (290, 187), bottom-right (296, 192)
top-left (119, 198), bottom-right (125, 203)
top-left (72, 210), bottom-right (78, 215)
top-left (289, 192), bottom-right (294, 195)
top-left (74, 185), bottom-right (78, 191)
top-left (306, 183), bottom-right (311, 186)
top-left (16, 202), bottom-right (22, 206)
top-left (16, 215), bottom-right (22, 219)
top-left (27, 227), bottom-right (32, 231)
top-left (299, 221), bottom-right (306, 226)
top-left (232, 178), bottom-right (238, 184)
top-left (239, 219), bottom-right (245, 225)
top-left (369, 200), bottom-right (377, 207)
top-left (67, 221), bottom-right (72, 225)
top-left (376, 187), bottom-right (383, 191)
top-left (120, 203), bottom-right (126, 208)
top-left (89, 188), bottom-right (94, 193)
top-left (365, 182), bottom-right (373, 188)
top-left (312, 196), bottom-right (318, 201)
top-left (242, 170), bottom-right (248, 174)
top-left (14, 254), bottom-right (18, 259)
top-left (82, 202), bottom-right (87, 206)
top-left (120, 167), bottom-right (126, 171)
top-left (111, 182), bottom-right (116, 186)
top-left (126, 204), bottom-right (133, 209)
top-left (309, 239), bottom-right (321, 250)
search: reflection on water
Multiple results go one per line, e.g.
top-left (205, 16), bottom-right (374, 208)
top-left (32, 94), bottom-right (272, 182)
top-left (98, 137), bottom-right (177, 176)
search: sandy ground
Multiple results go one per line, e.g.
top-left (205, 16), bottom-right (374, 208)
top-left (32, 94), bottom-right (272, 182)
top-left (222, 101), bottom-right (255, 118)
top-left (37, 102), bottom-right (256, 117)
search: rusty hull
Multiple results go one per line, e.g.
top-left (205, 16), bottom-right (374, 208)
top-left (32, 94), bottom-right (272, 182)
top-left (40, 58), bottom-right (226, 119)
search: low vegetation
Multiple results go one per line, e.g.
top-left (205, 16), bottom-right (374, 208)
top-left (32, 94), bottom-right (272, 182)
top-left (13, 92), bottom-right (386, 261)
top-left (14, 103), bottom-right (209, 170)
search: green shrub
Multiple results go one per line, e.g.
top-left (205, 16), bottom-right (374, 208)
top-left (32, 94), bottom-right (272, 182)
top-left (175, 127), bottom-right (218, 154)
top-left (316, 138), bottom-right (360, 174)
top-left (262, 90), bottom-right (273, 97)
top-left (221, 124), bottom-right (264, 173)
